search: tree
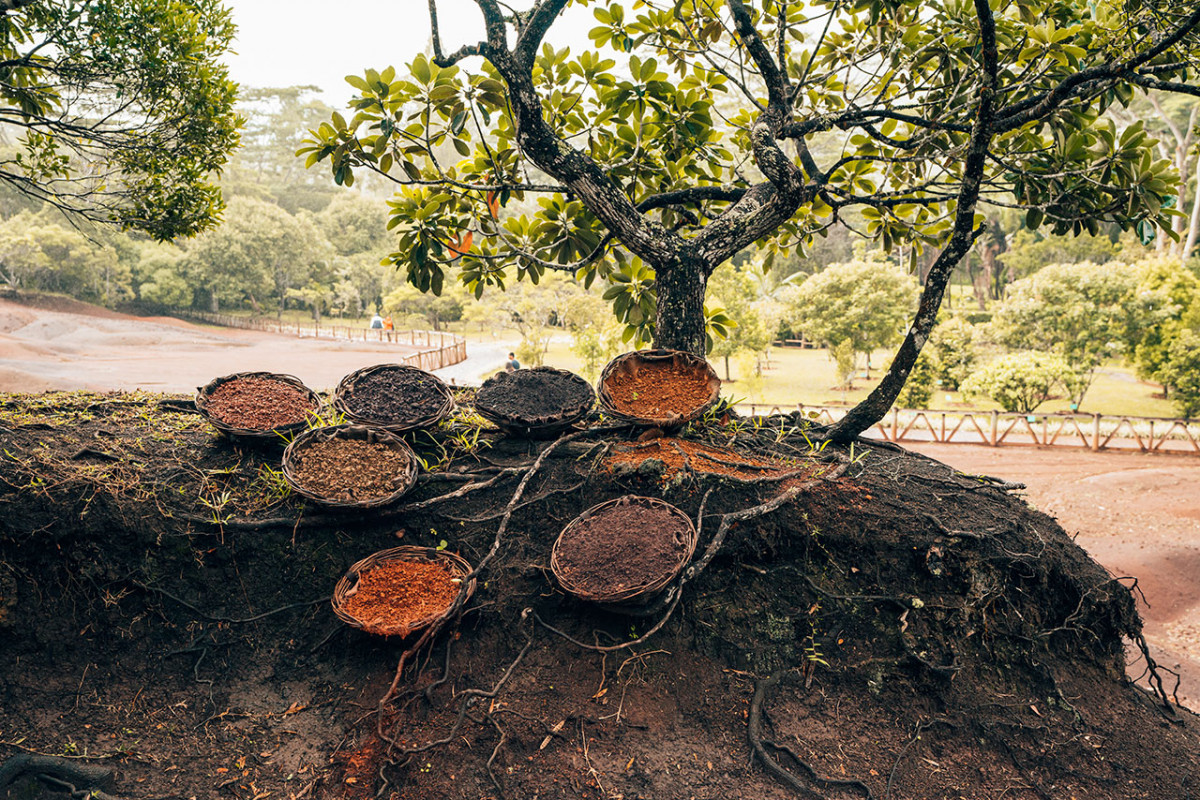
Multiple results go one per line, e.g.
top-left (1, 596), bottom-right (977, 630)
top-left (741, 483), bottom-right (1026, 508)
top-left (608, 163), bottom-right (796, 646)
top-left (1157, 329), bottom-right (1200, 418)
top-left (990, 262), bottom-right (1138, 407)
top-left (707, 262), bottom-right (774, 381)
top-left (302, 0), bottom-right (1200, 441)
top-left (895, 350), bottom-right (937, 409)
top-left (0, 0), bottom-right (240, 238)
top-left (1126, 257), bottom-right (1200, 388)
top-left (961, 352), bottom-right (1076, 413)
top-left (786, 256), bottom-right (918, 385)
top-left (927, 317), bottom-right (977, 391)
top-left (183, 198), bottom-right (331, 314)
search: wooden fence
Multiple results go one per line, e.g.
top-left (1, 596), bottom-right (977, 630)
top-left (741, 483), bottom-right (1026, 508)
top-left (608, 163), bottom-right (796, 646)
top-left (175, 311), bottom-right (468, 372)
top-left (734, 403), bottom-right (1200, 456)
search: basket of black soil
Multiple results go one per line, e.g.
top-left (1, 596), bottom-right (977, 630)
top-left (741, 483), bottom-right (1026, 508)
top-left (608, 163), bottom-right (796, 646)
top-left (551, 495), bottom-right (697, 607)
top-left (598, 350), bottom-right (720, 428)
top-left (333, 364), bottom-right (454, 432)
top-left (282, 424), bottom-right (420, 508)
top-left (195, 372), bottom-right (320, 440)
top-left (332, 546), bottom-right (476, 637)
top-left (474, 367), bottom-right (595, 437)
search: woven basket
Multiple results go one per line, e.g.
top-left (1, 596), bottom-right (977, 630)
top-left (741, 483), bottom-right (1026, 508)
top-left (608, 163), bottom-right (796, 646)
top-left (333, 364), bottom-right (455, 432)
top-left (597, 350), bottom-right (721, 428)
top-left (474, 367), bottom-right (595, 438)
top-left (551, 495), bottom-right (697, 606)
top-left (195, 371), bottom-right (320, 440)
top-left (282, 424), bottom-right (419, 508)
top-left (332, 546), bottom-right (476, 637)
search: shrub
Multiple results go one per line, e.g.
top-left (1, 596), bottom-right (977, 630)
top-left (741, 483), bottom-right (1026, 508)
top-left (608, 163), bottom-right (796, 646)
top-left (1159, 330), bottom-right (1200, 419)
top-left (960, 352), bottom-right (1076, 413)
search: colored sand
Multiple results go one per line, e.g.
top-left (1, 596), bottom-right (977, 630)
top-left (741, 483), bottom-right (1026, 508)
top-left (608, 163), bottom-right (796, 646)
top-left (342, 560), bottom-right (458, 632)
top-left (289, 439), bottom-right (411, 501)
top-left (606, 437), bottom-right (797, 480)
top-left (555, 501), bottom-right (688, 598)
top-left (343, 368), bottom-right (447, 425)
top-left (605, 360), bottom-right (712, 418)
top-left (205, 376), bottom-right (315, 430)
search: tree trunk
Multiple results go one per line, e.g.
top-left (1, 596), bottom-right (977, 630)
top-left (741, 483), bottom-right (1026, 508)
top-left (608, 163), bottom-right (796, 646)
top-left (653, 262), bottom-right (708, 354)
top-left (1184, 148), bottom-right (1200, 264)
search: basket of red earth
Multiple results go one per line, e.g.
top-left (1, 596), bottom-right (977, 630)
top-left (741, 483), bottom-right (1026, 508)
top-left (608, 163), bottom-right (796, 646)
top-left (195, 372), bottom-right (320, 439)
top-left (333, 364), bottom-right (454, 432)
top-left (332, 546), bottom-right (476, 637)
top-left (282, 424), bottom-right (419, 508)
top-left (551, 495), bottom-right (697, 607)
top-left (598, 349), bottom-right (721, 428)
top-left (474, 367), bottom-right (595, 438)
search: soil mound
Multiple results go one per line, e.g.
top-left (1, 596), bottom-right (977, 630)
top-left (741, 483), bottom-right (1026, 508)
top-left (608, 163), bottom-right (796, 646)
top-left (0, 393), bottom-right (1197, 800)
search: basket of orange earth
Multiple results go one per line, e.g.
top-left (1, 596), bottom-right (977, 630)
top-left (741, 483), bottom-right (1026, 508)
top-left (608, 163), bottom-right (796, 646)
top-left (550, 495), bottom-right (698, 608)
top-left (282, 424), bottom-right (419, 509)
top-left (333, 364), bottom-right (455, 432)
top-left (196, 372), bottom-right (320, 440)
top-left (598, 349), bottom-right (721, 428)
top-left (474, 366), bottom-right (595, 438)
top-left (332, 546), bottom-right (476, 637)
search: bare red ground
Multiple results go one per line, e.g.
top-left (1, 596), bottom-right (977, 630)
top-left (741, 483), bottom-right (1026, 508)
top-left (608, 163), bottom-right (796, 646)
top-left (0, 296), bottom-right (423, 393)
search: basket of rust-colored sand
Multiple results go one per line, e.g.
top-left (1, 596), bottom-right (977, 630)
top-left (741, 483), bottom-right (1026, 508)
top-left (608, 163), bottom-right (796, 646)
top-left (333, 364), bottom-right (455, 432)
top-left (333, 546), bottom-right (476, 637)
top-left (598, 350), bottom-right (720, 428)
top-left (196, 371), bottom-right (321, 440)
top-left (474, 367), bottom-right (595, 438)
top-left (282, 424), bottom-right (419, 509)
top-left (551, 495), bottom-right (697, 606)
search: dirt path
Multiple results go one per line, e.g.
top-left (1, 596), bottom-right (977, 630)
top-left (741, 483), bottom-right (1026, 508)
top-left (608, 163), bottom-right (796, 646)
top-left (908, 442), bottom-right (1200, 706)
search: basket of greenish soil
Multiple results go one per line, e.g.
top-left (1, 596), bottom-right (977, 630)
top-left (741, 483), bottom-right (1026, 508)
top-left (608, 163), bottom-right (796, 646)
top-left (474, 367), bottom-right (595, 437)
top-left (195, 372), bottom-right (320, 440)
top-left (281, 424), bottom-right (420, 508)
top-left (332, 546), bottom-right (476, 637)
top-left (598, 350), bottom-right (720, 428)
top-left (551, 495), bottom-right (697, 607)
top-left (333, 364), bottom-right (454, 432)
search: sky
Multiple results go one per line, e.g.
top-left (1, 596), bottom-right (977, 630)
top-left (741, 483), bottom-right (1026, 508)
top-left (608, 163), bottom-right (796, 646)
top-left (221, 0), bottom-right (592, 106)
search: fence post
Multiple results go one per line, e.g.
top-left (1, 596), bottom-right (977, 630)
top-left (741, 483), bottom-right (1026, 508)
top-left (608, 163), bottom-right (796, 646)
top-left (990, 411), bottom-right (998, 446)
top-left (1092, 414), bottom-right (1101, 451)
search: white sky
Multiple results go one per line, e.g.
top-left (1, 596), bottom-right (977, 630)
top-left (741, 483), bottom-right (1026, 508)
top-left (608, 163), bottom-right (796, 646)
top-left (222, 0), bottom-right (592, 105)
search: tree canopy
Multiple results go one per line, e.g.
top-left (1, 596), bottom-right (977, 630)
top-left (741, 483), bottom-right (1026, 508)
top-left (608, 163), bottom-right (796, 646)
top-left (304, 0), bottom-right (1200, 440)
top-left (0, 0), bottom-right (241, 238)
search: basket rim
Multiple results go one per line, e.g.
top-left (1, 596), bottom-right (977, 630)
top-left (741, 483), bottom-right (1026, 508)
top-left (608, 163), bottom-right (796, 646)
top-left (331, 545), bottom-right (476, 637)
top-left (281, 423), bottom-right (420, 509)
top-left (195, 371), bottom-right (321, 439)
top-left (550, 495), bottom-right (698, 604)
top-left (474, 366), bottom-right (595, 433)
top-left (332, 363), bottom-right (455, 432)
top-left (597, 349), bottom-right (721, 428)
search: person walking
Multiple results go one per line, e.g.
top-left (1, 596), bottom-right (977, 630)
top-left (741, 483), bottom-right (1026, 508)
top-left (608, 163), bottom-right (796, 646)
top-left (383, 315), bottom-right (394, 342)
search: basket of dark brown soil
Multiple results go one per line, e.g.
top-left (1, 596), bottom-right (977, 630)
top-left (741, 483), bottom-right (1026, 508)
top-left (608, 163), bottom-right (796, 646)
top-left (474, 367), bottom-right (595, 437)
top-left (551, 495), bottom-right (697, 606)
top-left (333, 364), bottom-right (454, 432)
top-left (282, 425), bottom-right (419, 508)
top-left (195, 372), bottom-right (320, 439)
top-left (598, 350), bottom-right (720, 428)
top-left (332, 546), bottom-right (476, 637)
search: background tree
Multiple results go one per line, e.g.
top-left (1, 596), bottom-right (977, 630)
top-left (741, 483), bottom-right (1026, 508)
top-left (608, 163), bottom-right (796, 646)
top-left (1125, 257), bottom-right (1200, 390)
top-left (706, 263), bottom-right (775, 381)
top-left (989, 262), bottom-right (1138, 408)
top-left (0, 0), bottom-right (240, 238)
top-left (927, 316), bottom-right (978, 391)
top-left (1159, 329), bottom-right (1200, 418)
top-left (304, 0), bottom-right (1200, 441)
top-left (961, 352), bottom-right (1077, 413)
top-left (786, 256), bottom-right (918, 386)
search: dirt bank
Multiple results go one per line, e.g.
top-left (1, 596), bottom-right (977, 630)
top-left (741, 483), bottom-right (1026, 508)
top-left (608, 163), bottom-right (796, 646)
top-left (909, 443), bottom-right (1200, 707)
